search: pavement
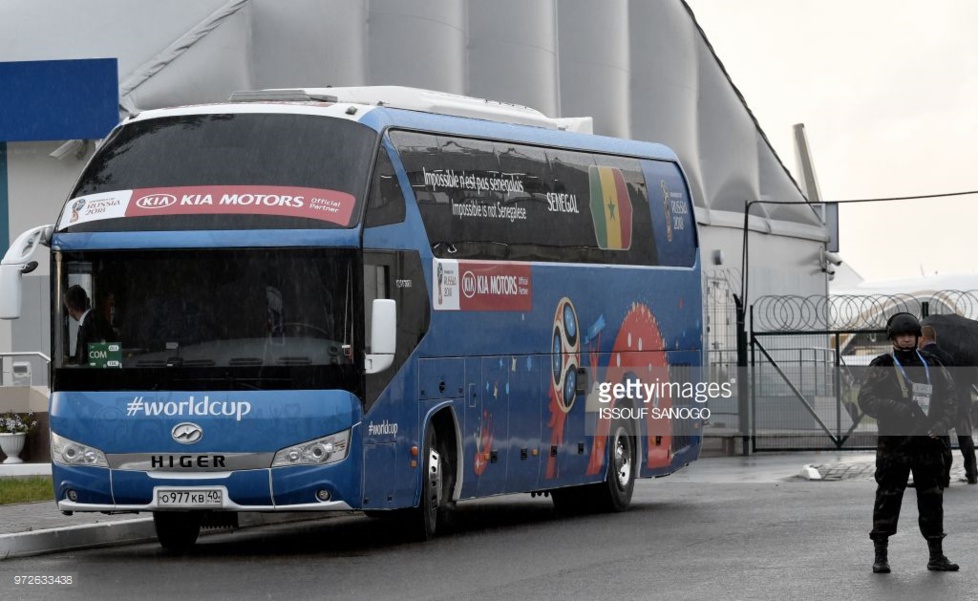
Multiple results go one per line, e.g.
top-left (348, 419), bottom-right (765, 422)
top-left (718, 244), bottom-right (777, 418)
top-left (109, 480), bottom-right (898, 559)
top-left (0, 462), bottom-right (338, 559)
top-left (2, 449), bottom-right (975, 560)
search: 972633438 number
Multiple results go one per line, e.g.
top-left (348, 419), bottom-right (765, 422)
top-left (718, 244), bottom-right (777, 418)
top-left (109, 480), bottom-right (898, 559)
top-left (13, 575), bottom-right (75, 586)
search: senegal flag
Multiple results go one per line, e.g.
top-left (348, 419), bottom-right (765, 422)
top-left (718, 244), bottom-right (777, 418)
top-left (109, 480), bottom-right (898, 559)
top-left (588, 166), bottom-right (633, 250)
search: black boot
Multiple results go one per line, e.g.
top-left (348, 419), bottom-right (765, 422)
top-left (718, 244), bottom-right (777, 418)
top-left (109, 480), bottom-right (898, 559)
top-left (873, 539), bottom-right (890, 574)
top-left (927, 538), bottom-right (960, 571)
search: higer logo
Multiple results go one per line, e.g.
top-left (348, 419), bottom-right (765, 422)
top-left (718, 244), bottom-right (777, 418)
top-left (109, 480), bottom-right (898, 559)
top-left (135, 194), bottom-right (177, 209)
top-left (171, 422), bottom-right (203, 444)
top-left (151, 455), bottom-right (227, 469)
top-left (126, 396), bottom-right (252, 421)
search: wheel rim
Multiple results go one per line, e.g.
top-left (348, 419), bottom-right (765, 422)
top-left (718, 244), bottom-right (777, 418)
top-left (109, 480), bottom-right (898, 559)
top-left (613, 427), bottom-right (632, 491)
top-left (426, 446), bottom-right (442, 521)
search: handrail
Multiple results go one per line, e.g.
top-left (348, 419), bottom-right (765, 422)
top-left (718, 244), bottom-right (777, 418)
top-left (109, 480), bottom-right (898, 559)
top-left (0, 352), bottom-right (50, 388)
top-left (0, 352), bottom-right (50, 363)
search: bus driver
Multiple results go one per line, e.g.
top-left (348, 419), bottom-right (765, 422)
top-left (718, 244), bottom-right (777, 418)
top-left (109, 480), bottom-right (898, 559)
top-left (63, 285), bottom-right (110, 365)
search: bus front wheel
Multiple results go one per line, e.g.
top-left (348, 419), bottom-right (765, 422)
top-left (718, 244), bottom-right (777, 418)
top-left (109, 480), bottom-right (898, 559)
top-left (153, 511), bottom-right (202, 552)
top-left (409, 426), bottom-right (452, 541)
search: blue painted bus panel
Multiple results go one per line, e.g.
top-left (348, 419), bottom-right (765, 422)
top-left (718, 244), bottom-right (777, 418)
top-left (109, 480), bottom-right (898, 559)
top-left (459, 360), bottom-right (484, 499)
top-left (361, 442), bottom-right (397, 508)
top-left (472, 356), bottom-right (510, 497)
top-left (361, 376), bottom-right (430, 508)
top-left (271, 457), bottom-right (362, 507)
top-left (52, 465), bottom-right (113, 505)
top-left (417, 262), bottom-right (703, 492)
top-left (501, 357), bottom-right (544, 494)
top-left (417, 358), bottom-right (465, 401)
top-left (50, 390), bottom-right (361, 454)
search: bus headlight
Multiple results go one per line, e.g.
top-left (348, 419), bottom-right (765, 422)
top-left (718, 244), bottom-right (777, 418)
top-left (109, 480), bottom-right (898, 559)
top-left (271, 429), bottom-right (350, 467)
top-left (51, 432), bottom-right (108, 467)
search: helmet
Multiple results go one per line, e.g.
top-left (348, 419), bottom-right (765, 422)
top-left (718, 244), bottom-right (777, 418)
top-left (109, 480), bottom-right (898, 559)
top-left (886, 312), bottom-right (922, 340)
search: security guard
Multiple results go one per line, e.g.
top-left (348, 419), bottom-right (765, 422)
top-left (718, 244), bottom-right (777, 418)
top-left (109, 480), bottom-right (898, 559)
top-left (858, 312), bottom-right (959, 574)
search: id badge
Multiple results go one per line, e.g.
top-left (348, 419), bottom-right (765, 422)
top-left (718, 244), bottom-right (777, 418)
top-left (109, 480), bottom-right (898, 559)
top-left (913, 382), bottom-right (933, 416)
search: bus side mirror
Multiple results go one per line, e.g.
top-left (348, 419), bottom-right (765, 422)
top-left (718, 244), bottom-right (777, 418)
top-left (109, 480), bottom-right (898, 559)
top-left (365, 298), bottom-right (396, 374)
top-left (0, 224), bottom-right (53, 319)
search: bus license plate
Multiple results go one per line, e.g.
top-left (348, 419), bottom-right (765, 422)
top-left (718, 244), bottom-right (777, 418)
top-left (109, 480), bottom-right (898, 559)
top-left (157, 489), bottom-right (223, 507)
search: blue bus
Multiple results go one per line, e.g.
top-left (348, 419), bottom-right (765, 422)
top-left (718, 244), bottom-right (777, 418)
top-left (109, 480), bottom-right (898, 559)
top-left (0, 87), bottom-right (704, 550)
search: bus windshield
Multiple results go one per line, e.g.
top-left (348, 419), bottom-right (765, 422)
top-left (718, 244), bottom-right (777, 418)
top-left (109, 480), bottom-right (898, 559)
top-left (62, 112), bottom-right (377, 232)
top-left (54, 248), bottom-right (359, 392)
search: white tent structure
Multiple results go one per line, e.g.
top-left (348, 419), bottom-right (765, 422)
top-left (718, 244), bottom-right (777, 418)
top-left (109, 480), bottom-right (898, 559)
top-left (0, 0), bottom-right (830, 381)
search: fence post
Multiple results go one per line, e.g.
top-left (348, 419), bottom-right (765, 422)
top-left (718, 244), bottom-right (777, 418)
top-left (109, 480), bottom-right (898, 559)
top-left (835, 332), bottom-right (841, 445)
top-left (735, 294), bottom-right (749, 455)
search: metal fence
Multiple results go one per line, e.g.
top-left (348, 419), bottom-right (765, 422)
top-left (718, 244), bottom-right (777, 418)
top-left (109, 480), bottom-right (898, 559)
top-left (703, 270), bottom-right (741, 430)
top-left (746, 292), bottom-right (978, 451)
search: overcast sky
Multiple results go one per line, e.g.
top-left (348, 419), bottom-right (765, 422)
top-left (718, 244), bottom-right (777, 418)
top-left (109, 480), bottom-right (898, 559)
top-left (685, 0), bottom-right (978, 282)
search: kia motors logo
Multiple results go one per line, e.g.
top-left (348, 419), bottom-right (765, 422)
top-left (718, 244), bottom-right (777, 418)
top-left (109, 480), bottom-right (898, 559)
top-left (135, 193), bottom-right (177, 209)
top-left (171, 422), bottom-right (203, 444)
top-left (462, 271), bottom-right (477, 299)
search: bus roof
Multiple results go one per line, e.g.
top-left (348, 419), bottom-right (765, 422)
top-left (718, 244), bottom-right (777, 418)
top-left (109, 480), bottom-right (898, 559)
top-left (124, 86), bottom-right (678, 164)
top-left (229, 86), bottom-right (594, 133)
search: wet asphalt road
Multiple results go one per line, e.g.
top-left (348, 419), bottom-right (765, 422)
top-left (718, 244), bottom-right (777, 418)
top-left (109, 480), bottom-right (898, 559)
top-left (4, 465), bottom-right (978, 601)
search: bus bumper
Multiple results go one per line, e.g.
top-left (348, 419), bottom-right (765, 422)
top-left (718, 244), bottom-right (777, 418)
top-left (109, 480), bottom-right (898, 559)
top-left (52, 462), bottom-right (361, 512)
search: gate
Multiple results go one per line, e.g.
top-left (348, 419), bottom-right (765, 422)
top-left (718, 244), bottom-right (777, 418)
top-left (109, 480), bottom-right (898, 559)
top-left (748, 292), bottom-right (978, 451)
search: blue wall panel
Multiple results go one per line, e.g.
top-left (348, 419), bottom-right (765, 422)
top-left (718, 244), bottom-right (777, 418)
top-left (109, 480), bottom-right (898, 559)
top-left (0, 142), bottom-right (7, 249)
top-left (0, 59), bottom-right (119, 142)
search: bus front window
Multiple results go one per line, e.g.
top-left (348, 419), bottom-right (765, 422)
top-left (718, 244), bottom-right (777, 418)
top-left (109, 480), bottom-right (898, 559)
top-left (54, 249), bottom-right (358, 391)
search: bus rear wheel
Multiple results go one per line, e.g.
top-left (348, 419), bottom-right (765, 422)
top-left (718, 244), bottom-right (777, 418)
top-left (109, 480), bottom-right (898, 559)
top-left (153, 511), bottom-right (202, 553)
top-left (598, 420), bottom-right (636, 512)
top-left (551, 419), bottom-right (636, 514)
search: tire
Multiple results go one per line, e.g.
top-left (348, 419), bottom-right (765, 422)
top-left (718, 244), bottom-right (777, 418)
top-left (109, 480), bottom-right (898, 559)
top-left (551, 419), bottom-right (636, 514)
top-left (407, 426), bottom-right (451, 541)
top-left (598, 419), bottom-right (636, 512)
top-left (153, 511), bottom-right (202, 553)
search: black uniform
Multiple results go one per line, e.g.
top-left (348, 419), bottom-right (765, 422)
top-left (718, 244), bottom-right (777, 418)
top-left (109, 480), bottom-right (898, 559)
top-left (920, 341), bottom-right (978, 485)
top-left (858, 347), bottom-right (957, 541)
top-left (73, 310), bottom-right (112, 365)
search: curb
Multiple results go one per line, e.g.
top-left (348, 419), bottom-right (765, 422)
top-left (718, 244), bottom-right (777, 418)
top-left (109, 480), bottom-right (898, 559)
top-left (0, 512), bottom-right (329, 560)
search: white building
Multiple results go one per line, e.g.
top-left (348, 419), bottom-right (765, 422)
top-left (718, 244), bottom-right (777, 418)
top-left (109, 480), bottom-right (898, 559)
top-left (0, 0), bottom-right (830, 384)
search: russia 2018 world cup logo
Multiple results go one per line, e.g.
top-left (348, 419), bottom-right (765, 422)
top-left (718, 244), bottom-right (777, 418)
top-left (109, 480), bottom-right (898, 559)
top-left (551, 298), bottom-right (580, 414)
top-left (547, 297), bottom-right (579, 479)
top-left (70, 198), bottom-right (87, 223)
top-left (437, 262), bottom-right (443, 305)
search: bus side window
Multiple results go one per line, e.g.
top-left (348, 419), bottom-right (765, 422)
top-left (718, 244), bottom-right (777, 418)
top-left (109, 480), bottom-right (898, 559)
top-left (364, 147), bottom-right (406, 228)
